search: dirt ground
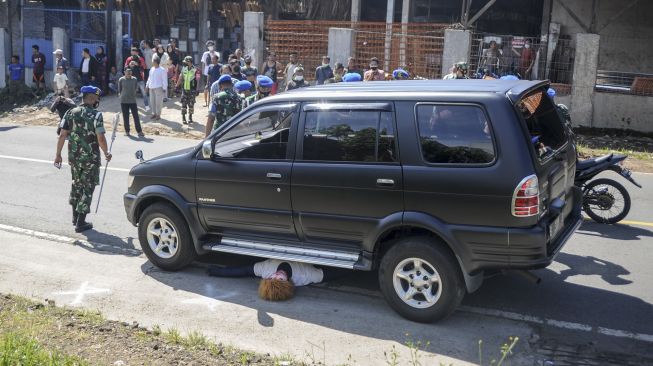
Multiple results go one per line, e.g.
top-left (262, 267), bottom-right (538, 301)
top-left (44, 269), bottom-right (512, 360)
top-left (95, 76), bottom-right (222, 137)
top-left (1, 95), bottom-right (652, 172)
top-left (0, 294), bottom-right (290, 366)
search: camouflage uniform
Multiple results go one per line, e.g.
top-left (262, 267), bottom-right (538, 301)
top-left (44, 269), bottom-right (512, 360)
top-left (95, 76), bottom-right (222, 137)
top-left (244, 93), bottom-right (263, 109)
top-left (180, 65), bottom-right (198, 122)
top-left (60, 105), bottom-right (105, 215)
top-left (209, 88), bottom-right (242, 131)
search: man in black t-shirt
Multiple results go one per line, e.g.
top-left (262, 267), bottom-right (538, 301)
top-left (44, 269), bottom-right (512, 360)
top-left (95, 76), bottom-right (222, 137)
top-left (31, 45), bottom-right (46, 93)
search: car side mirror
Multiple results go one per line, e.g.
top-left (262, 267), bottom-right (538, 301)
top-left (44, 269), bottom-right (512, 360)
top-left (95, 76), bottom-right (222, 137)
top-left (201, 140), bottom-right (213, 159)
top-left (135, 150), bottom-right (144, 162)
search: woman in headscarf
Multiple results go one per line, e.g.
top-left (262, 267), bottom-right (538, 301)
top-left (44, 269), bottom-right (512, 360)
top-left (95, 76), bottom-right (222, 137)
top-left (94, 46), bottom-right (108, 93)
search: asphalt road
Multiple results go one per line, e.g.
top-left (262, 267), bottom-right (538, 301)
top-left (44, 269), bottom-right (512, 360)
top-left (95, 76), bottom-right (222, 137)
top-left (1, 122), bottom-right (652, 365)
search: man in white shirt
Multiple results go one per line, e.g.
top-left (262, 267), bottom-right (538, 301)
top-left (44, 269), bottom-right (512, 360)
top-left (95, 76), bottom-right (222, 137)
top-left (201, 40), bottom-right (219, 107)
top-left (145, 56), bottom-right (168, 120)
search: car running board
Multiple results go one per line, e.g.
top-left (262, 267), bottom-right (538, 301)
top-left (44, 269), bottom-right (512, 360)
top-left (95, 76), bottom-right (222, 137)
top-left (203, 237), bottom-right (361, 269)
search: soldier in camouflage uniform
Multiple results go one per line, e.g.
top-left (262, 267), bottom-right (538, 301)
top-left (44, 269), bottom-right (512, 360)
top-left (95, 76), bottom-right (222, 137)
top-left (176, 56), bottom-right (198, 124)
top-left (204, 75), bottom-right (242, 136)
top-left (54, 85), bottom-right (112, 233)
top-left (244, 75), bottom-right (274, 109)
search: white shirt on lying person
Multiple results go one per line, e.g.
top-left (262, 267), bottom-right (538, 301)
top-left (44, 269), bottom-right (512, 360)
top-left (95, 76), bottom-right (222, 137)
top-left (253, 259), bottom-right (324, 286)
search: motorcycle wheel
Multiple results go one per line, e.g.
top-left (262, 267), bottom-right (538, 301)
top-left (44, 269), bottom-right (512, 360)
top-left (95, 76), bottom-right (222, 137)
top-left (582, 178), bottom-right (631, 224)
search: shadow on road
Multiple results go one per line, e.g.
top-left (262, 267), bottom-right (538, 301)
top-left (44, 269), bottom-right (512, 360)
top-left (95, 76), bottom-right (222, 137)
top-left (0, 125), bottom-right (19, 132)
top-left (577, 221), bottom-right (653, 241)
top-left (74, 229), bottom-right (142, 257)
top-left (555, 252), bottom-right (633, 285)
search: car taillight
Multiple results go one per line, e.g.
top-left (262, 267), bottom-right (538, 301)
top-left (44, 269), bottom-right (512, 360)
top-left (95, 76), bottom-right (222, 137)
top-left (512, 175), bottom-right (539, 217)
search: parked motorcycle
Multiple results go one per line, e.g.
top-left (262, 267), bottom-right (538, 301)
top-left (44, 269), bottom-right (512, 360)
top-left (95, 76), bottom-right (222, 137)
top-left (575, 153), bottom-right (642, 224)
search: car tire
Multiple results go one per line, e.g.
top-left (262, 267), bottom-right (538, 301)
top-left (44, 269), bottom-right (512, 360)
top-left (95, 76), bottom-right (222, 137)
top-left (378, 236), bottom-right (465, 323)
top-left (138, 203), bottom-right (196, 271)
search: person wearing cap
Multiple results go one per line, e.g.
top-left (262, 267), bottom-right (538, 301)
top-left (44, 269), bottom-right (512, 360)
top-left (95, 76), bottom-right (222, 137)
top-left (53, 65), bottom-right (69, 97)
top-left (392, 68), bottom-right (409, 80)
top-left (443, 62), bottom-right (469, 79)
top-left (315, 55), bottom-right (333, 85)
top-left (31, 45), bottom-right (46, 93)
top-left (234, 80), bottom-right (253, 109)
top-left (286, 66), bottom-right (308, 91)
top-left (53, 49), bottom-right (69, 75)
top-left (176, 56), bottom-right (199, 124)
top-left (201, 40), bottom-right (220, 107)
top-left (205, 75), bottom-right (242, 136)
top-left (342, 72), bottom-right (362, 82)
top-left (245, 75), bottom-right (273, 108)
top-left (54, 85), bottom-right (112, 233)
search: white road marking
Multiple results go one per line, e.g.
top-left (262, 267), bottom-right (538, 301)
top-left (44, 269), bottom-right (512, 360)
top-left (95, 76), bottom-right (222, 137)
top-left (53, 281), bottom-right (110, 306)
top-left (0, 223), bottom-right (141, 256)
top-left (0, 154), bottom-right (131, 172)
top-left (2, 222), bottom-right (653, 344)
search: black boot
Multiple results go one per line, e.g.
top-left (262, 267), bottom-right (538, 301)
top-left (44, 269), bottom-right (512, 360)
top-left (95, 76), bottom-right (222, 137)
top-left (72, 211), bottom-right (78, 226)
top-left (75, 214), bottom-right (93, 233)
top-left (188, 113), bottom-right (193, 124)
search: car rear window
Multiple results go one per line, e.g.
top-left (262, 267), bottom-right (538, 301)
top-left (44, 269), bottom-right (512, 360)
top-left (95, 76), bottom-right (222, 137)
top-left (415, 104), bottom-right (495, 164)
top-left (516, 88), bottom-right (568, 161)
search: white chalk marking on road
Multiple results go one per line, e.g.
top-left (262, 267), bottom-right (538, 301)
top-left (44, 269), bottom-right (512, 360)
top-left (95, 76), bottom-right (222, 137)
top-left (458, 305), bottom-right (653, 343)
top-left (0, 223), bottom-right (142, 256)
top-left (3, 222), bottom-right (653, 344)
top-left (0, 154), bottom-right (130, 172)
top-left (53, 281), bottom-right (110, 306)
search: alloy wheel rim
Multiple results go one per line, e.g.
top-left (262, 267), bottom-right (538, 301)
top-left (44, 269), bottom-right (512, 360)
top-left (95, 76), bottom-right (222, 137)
top-left (392, 257), bottom-right (442, 309)
top-left (146, 217), bottom-right (179, 259)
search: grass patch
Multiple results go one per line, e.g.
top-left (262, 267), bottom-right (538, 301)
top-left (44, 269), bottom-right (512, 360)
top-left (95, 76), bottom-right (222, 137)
top-left (0, 332), bottom-right (89, 365)
top-left (577, 144), bottom-right (653, 161)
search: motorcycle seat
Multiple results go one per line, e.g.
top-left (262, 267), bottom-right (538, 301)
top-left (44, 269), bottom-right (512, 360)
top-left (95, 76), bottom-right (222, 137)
top-left (577, 153), bottom-right (613, 170)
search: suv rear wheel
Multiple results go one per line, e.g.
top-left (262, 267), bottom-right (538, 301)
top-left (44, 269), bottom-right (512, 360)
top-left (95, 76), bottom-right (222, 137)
top-left (378, 237), bottom-right (465, 322)
top-left (138, 203), bottom-right (196, 271)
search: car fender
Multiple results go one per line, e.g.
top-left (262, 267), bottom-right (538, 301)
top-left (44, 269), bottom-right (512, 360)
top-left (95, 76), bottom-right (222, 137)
top-left (131, 185), bottom-right (206, 254)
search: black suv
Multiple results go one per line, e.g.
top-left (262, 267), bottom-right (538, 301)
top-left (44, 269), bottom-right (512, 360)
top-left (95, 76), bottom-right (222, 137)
top-left (124, 80), bottom-right (582, 322)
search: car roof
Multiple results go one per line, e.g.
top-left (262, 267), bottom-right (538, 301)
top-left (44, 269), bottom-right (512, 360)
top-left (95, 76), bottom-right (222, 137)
top-left (268, 79), bottom-right (548, 102)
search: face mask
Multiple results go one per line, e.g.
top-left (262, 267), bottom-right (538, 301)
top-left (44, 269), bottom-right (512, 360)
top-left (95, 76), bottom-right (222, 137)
top-left (294, 75), bottom-right (304, 81)
top-left (524, 44), bottom-right (531, 49)
top-left (322, 63), bottom-right (329, 67)
top-left (208, 46), bottom-right (215, 51)
top-left (371, 66), bottom-right (378, 70)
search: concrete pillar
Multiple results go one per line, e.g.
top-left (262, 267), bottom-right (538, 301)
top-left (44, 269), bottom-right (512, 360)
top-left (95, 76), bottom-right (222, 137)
top-left (384, 0), bottom-right (395, 72)
top-left (441, 29), bottom-right (472, 76)
top-left (198, 0), bottom-right (209, 51)
top-left (52, 27), bottom-right (67, 70)
top-left (399, 0), bottom-right (410, 67)
top-left (0, 28), bottom-right (9, 89)
top-left (544, 22), bottom-right (560, 80)
top-left (113, 11), bottom-right (123, 71)
top-left (570, 33), bottom-right (600, 127)
top-left (328, 28), bottom-right (355, 66)
top-left (351, 0), bottom-right (361, 22)
top-left (244, 12), bottom-right (265, 70)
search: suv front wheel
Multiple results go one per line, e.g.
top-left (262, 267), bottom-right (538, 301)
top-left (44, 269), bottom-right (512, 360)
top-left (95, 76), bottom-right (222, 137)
top-left (378, 237), bottom-right (465, 323)
top-left (138, 203), bottom-right (196, 271)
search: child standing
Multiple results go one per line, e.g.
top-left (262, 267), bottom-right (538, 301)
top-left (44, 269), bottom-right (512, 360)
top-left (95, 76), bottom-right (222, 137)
top-left (53, 65), bottom-right (69, 97)
top-left (7, 55), bottom-right (24, 87)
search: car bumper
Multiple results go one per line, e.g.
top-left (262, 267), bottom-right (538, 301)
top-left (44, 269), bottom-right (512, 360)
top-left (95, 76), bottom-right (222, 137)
top-left (124, 193), bottom-right (137, 226)
top-left (453, 187), bottom-right (583, 274)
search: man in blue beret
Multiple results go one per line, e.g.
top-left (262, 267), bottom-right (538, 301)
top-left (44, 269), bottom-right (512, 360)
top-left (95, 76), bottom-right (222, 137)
top-left (54, 85), bottom-right (112, 232)
top-left (393, 68), bottom-right (409, 80)
top-left (234, 80), bottom-right (253, 110)
top-left (205, 75), bottom-right (242, 136)
top-left (244, 75), bottom-right (273, 108)
top-left (342, 73), bottom-right (362, 82)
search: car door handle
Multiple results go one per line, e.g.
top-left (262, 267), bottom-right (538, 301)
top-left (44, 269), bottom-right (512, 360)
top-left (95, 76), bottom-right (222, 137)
top-left (376, 178), bottom-right (395, 187)
top-left (266, 173), bottom-right (282, 180)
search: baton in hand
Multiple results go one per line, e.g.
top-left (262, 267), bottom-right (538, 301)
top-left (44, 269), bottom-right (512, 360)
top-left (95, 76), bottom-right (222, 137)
top-left (95, 113), bottom-right (120, 213)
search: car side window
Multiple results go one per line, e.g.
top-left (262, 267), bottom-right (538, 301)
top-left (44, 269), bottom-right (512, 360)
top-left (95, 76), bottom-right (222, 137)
top-left (215, 107), bottom-right (295, 160)
top-left (416, 104), bottom-right (495, 164)
top-left (302, 110), bottom-right (397, 163)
